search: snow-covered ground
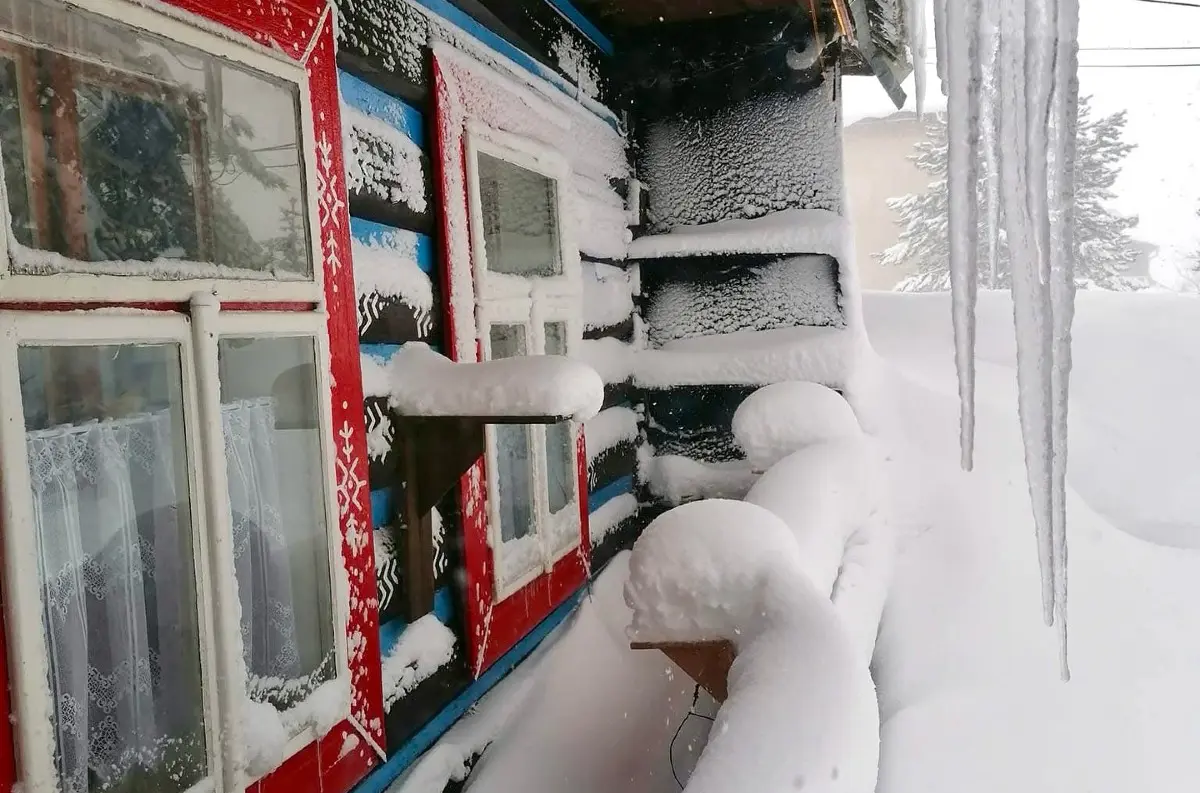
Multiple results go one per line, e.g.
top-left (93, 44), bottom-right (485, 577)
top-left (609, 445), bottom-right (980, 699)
top-left (406, 289), bottom-right (1200, 793)
top-left (867, 289), bottom-right (1200, 791)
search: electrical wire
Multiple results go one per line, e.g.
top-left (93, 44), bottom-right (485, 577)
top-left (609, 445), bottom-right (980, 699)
top-left (669, 684), bottom-right (716, 790)
top-left (1136, 0), bottom-right (1200, 9)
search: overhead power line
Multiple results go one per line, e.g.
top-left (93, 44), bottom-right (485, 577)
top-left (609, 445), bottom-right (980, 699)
top-left (1135, 0), bottom-right (1200, 8)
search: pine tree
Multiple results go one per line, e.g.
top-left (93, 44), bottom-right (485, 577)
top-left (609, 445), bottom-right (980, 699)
top-left (879, 96), bottom-right (1145, 292)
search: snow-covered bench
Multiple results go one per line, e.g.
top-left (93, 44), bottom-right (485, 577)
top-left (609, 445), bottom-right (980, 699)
top-left (624, 381), bottom-right (892, 792)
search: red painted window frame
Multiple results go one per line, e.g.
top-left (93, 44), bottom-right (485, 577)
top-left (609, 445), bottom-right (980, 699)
top-left (0, 2), bottom-right (384, 792)
top-left (430, 49), bottom-right (591, 678)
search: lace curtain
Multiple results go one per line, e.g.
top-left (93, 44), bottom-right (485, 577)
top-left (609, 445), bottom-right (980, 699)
top-left (27, 398), bottom-right (299, 793)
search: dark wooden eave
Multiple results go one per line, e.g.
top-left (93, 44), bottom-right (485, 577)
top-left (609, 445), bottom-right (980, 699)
top-left (577, 0), bottom-right (912, 108)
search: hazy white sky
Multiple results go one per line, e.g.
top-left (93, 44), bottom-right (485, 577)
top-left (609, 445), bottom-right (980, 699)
top-left (843, 0), bottom-right (1200, 275)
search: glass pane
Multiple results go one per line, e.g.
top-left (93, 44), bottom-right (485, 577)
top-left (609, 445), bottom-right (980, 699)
top-left (217, 337), bottom-right (335, 715)
top-left (478, 152), bottom-right (560, 277)
top-left (489, 322), bottom-right (527, 359)
top-left (0, 0), bottom-right (312, 279)
top-left (542, 322), bottom-right (574, 515)
top-left (0, 55), bottom-right (34, 248)
top-left (18, 343), bottom-right (208, 793)
top-left (488, 324), bottom-right (535, 544)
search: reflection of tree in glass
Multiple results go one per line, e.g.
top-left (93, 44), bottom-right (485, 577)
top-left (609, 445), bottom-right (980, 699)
top-left (264, 197), bottom-right (308, 272)
top-left (0, 23), bottom-right (294, 272)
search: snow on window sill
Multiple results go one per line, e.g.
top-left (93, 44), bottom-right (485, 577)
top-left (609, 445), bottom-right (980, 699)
top-left (8, 242), bottom-right (312, 283)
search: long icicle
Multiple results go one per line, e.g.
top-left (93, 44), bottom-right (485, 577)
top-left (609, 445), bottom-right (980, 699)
top-left (933, 0), bottom-right (950, 95)
top-left (946, 0), bottom-right (981, 471)
top-left (980, 19), bottom-right (1002, 290)
top-left (995, 0), bottom-right (1056, 627)
top-left (1049, 0), bottom-right (1081, 682)
top-left (907, 0), bottom-right (929, 117)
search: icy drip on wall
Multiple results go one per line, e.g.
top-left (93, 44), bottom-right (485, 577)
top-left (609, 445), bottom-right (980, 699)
top-left (933, 0), bottom-right (1080, 679)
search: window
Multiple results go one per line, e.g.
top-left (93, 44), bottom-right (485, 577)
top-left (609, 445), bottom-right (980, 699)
top-left (0, 2), bottom-right (353, 792)
top-left (0, 310), bottom-right (347, 793)
top-left (0, 0), bottom-right (319, 303)
top-left (468, 127), bottom-right (584, 601)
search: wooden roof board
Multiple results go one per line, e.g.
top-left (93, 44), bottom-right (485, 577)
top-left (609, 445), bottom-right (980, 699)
top-left (576, 0), bottom-right (803, 27)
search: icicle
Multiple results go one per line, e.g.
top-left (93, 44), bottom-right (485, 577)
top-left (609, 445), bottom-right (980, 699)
top-left (942, 0), bottom-right (1080, 680)
top-left (906, 0), bottom-right (929, 117)
top-left (1048, 0), bottom-right (1081, 682)
top-left (994, 0), bottom-right (1056, 629)
top-left (945, 0), bottom-right (981, 471)
top-left (1026, 0), bottom-right (1057, 288)
top-left (980, 20), bottom-right (1002, 290)
top-left (932, 0), bottom-right (950, 95)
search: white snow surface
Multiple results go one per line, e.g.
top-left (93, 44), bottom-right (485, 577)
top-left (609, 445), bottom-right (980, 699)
top-left (732, 382), bottom-right (863, 471)
top-left (634, 326), bottom-right (865, 410)
top-left (342, 104), bottom-right (428, 214)
top-left (624, 499), bottom-right (800, 646)
top-left (584, 405), bottom-right (639, 463)
top-left (588, 492), bottom-right (638, 546)
top-left (627, 208), bottom-right (850, 263)
top-left (381, 616), bottom-right (457, 709)
top-left (454, 289), bottom-right (1200, 793)
top-left (866, 290), bottom-right (1200, 793)
top-left (644, 254), bottom-right (844, 347)
top-left (574, 337), bottom-right (634, 384)
top-left (641, 453), bottom-right (758, 505)
top-left (624, 500), bottom-right (881, 793)
top-left (387, 342), bottom-right (603, 422)
top-left (360, 352), bottom-right (391, 399)
top-left (640, 84), bottom-right (842, 232)
top-left (402, 554), bottom-right (714, 793)
top-left (581, 261), bottom-right (634, 331)
top-left (744, 439), bottom-right (883, 600)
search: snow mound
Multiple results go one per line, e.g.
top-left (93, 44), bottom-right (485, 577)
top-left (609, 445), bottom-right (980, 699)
top-left (388, 343), bottom-right (603, 422)
top-left (732, 381), bottom-right (863, 470)
top-left (624, 499), bottom-right (802, 646)
top-left (744, 438), bottom-right (882, 600)
top-left (625, 501), bottom-right (881, 793)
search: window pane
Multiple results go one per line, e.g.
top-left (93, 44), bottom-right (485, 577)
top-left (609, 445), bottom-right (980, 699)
top-left (543, 322), bottom-right (574, 515)
top-left (18, 343), bottom-right (208, 793)
top-left (478, 152), bottom-right (560, 277)
top-left (0, 55), bottom-right (35, 248)
top-left (488, 324), bottom-right (535, 545)
top-left (217, 337), bottom-right (334, 715)
top-left (0, 0), bottom-right (312, 279)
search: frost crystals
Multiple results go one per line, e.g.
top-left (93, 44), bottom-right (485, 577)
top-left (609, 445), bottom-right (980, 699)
top-left (934, 0), bottom-right (1080, 680)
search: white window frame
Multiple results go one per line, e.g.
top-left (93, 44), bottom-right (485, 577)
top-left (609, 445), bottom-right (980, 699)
top-left (0, 0), bottom-right (324, 305)
top-left (213, 310), bottom-right (351, 768)
top-left (0, 310), bottom-right (221, 793)
top-left (465, 124), bottom-right (585, 602)
top-left (0, 307), bottom-right (353, 793)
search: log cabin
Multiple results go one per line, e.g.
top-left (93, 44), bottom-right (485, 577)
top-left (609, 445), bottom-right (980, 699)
top-left (0, 1), bottom-right (911, 791)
